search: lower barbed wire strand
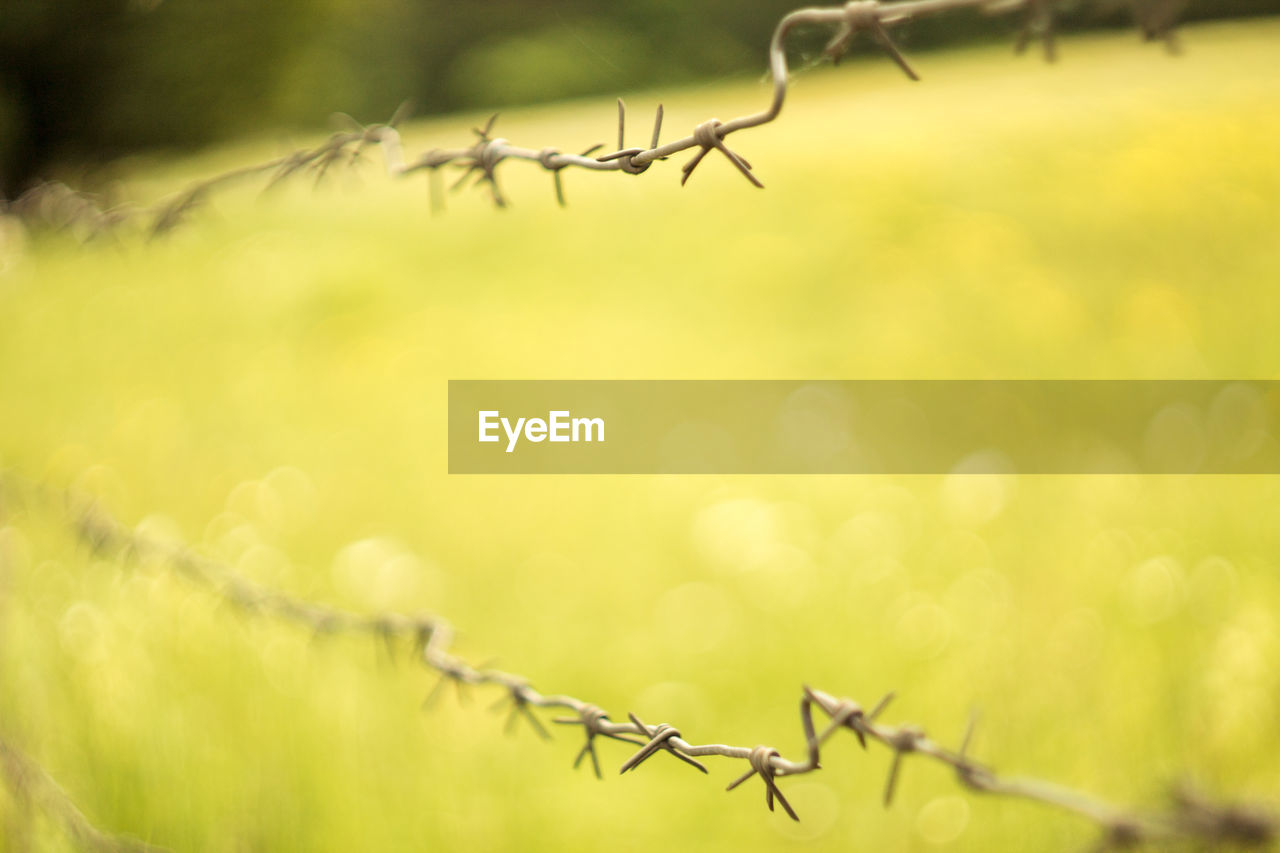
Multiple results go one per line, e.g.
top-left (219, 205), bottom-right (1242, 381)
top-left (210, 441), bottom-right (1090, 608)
top-left (0, 737), bottom-right (170, 853)
top-left (1, 474), bottom-right (1273, 849)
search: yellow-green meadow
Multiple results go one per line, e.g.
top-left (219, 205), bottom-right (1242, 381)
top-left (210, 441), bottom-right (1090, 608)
top-left (2, 19), bottom-right (1279, 852)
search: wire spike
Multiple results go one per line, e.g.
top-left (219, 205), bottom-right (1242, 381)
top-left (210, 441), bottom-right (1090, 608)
top-left (726, 766), bottom-right (758, 791)
top-left (730, 747), bottom-right (798, 821)
top-left (869, 692), bottom-right (896, 721)
top-left (871, 21), bottom-right (920, 81)
top-left (552, 172), bottom-right (566, 208)
top-left (387, 100), bottom-right (413, 129)
top-left (473, 113), bottom-right (499, 139)
top-left (519, 703), bottom-right (550, 740)
top-left (959, 711), bottom-right (978, 760)
top-left (1015, 0), bottom-right (1058, 62)
top-left (12, 481), bottom-right (1276, 850)
top-left (884, 749), bottom-right (904, 807)
top-left (680, 148), bottom-right (710, 186)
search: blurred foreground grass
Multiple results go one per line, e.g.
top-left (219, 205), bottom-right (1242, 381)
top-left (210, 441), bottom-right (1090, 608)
top-left (2, 18), bottom-right (1280, 852)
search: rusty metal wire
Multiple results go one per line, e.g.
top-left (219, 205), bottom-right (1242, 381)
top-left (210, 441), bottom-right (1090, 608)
top-left (0, 737), bottom-right (168, 853)
top-left (3, 0), bottom-right (1190, 239)
top-left (3, 476), bottom-right (1271, 851)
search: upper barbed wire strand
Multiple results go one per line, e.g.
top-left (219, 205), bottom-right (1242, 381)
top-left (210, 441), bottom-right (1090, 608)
top-left (3, 0), bottom-right (1190, 239)
top-left (1, 473), bottom-right (1273, 850)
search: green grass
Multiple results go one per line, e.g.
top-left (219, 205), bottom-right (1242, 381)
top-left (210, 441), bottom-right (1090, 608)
top-left (3, 18), bottom-right (1280, 852)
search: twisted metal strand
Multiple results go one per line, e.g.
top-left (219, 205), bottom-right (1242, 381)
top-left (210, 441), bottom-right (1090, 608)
top-left (824, 0), bottom-right (921, 79)
top-left (491, 682), bottom-right (552, 740)
top-left (0, 737), bottom-right (168, 853)
top-left (3, 475), bottom-right (1274, 850)
top-left (726, 745), bottom-right (799, 821)
top-left (4, 0), bottom-right (1193, 237)
top-left (553, 705), bottom-right (644, 780)
top-left (618, 714), bottom-right (709, 775)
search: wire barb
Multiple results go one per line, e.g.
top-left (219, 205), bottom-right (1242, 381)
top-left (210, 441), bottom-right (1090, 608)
top-left (553, 705), bottom-right (643, 779)
top-left (881, 726), bottom-right (922, 806)
top-left (8, 0), bottom-right (1194, 237)
top-left (4, 473), bottom-right (1273, 850)
top-left (1015, 0), bottom-right (1059, 62)
top-left (423, 662), bottom-right (472, 708)
top-left (450, 117), bottom-right (510, 208)
top-left (619, 714), bottom-right (708, 775)
top-left (681, 119), bottom-right (762, 188)
top-left (824, 0), bottom-right (920, 80)
top-left (492, 682), bottom-right (552, 739)
top-left (1131, 0), bottom-right (1186, 54)
top-left (726, 746), bottom-right (799, 821)
top-left (595, 99), bottom-right (664, 175)
top-left (803, 686), bottom-right (869, 750)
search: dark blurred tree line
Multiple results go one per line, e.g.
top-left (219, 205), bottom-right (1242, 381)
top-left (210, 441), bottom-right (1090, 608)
top-left (2, 0), bottom-right (1278, 197)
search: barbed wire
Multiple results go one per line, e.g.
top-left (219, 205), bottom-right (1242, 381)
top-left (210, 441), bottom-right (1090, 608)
top-left (2, 474), bottom-right (1273, 850)
top-left (0, 736), bottom-right (169, 853)
top-left (1, 0), bottom-right (1190, 240)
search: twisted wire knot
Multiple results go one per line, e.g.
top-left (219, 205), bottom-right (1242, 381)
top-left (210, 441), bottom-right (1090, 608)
top-left (727, 745), bottom-right (799, 821)
top-left (955, 759), bottom-right (996, 791)
top-left (476, 138), bottom-right (507, 175)
top-left (804, 687), bottom-right (883, 753)
top-left (618, 713), bottom-right (707, 775)
top-left (616, 153), bottom-right (650, 175)
top-left (842, 0), bottom-right (881, 27)
top-left (825, 698), bottom-right (870, 747)
top-left (825, 0), bottom-right (919, 78)
top-left (594, 98), bottom-right (662, 175)
top-left (537, 148), bottom-right (564, 171)
top-left (681, 119), bottom-right (763, 188)
top-left (691, 119), bottom-right (723, 151)
top-left (578, 704), bottom-right (610, 732)
top-left (553, 704), bottom-right (644, 779)
top-left (450, 134), bottom-right (510, 207)
top-left (422, 657), bottom-right (473, 707)
top-left (888, 726), bottom-right (922, 754)
top-left (748, 745), bottom-right (777, 775)
top-left (490, 681), bottom-right (549, 739)
top-left (74, 508), bottom-right (119, 554)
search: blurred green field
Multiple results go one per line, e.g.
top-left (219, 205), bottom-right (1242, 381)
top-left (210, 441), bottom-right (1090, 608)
top-left (2, 18), bottom-right (1280, 852)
